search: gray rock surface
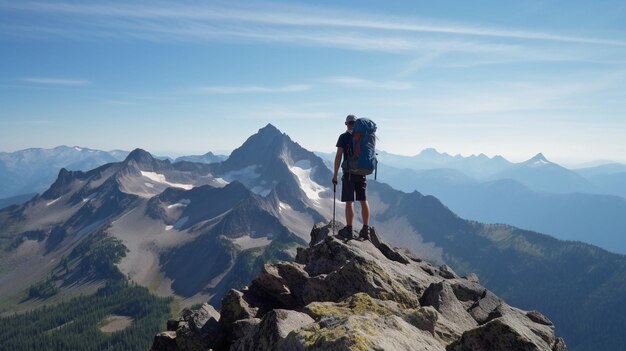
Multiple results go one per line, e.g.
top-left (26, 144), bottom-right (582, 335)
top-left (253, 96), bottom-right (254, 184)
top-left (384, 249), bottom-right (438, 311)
top-left (151, 222), bottom-right (567, 351)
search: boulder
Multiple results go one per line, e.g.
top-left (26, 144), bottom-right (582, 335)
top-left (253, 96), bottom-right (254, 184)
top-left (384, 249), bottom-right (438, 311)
top-left (150, 331), bottom-right (177, 351)
top-left (468, 290), bottom-right (503, 325)
top-left (420, 281), bottom-right (478, 333)
top-left (255, 309), bottom-right (314, 350)
top-left (248, 262), bottom-right (309, 309)
top-left (447, 315), bottom-right (562, 351)
top-left (527, 310), bottom-right (554, 326)
top-left (229, 318), bottom-right (261, 351)
top-left (220, 289), bottom-right (258, 331)
top-left (175, 303), bottom-right (222, 351)
top-left (439, 265), bottom-right (459, 279)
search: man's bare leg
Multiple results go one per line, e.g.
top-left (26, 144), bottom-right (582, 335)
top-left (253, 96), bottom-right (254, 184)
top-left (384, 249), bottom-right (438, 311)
top-left (345, 201), bottom-right (354, 227)
top-left (360, 200), bottom-right (370, 226)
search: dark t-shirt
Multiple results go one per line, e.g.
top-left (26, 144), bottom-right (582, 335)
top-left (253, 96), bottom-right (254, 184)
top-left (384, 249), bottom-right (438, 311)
top-left (336, 131), bottom-right (352, 172)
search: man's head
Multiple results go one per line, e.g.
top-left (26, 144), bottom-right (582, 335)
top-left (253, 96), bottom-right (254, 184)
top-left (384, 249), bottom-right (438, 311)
top-left (345, 114), bottom-right (356, 130)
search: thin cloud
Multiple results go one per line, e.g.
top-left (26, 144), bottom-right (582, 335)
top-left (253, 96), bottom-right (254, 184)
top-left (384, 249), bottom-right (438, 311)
top-left (22, 77), bottom-right (91, 86)
top-left (2, 1), bottom-right (624, 46)
top-left (1, 1), bottom-right (623, 69)
top-left (199, 84), bottom-right (311, 94)
top-left (324, 76), bottom-right (413, 90)
top-left (387, 74), bottom-right (624, 116)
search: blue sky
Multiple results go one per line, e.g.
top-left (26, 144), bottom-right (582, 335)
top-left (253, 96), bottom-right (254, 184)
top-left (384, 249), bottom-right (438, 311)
top-left (1, 0), bottom-right (625, 164)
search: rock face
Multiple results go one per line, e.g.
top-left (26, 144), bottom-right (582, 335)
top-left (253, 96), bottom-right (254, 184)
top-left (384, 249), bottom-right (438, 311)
top-left (151, 223), bottom-right (566, 351)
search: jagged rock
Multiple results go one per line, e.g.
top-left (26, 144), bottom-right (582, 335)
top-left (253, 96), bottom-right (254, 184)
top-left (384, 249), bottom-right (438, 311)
top-left (151, 223), bottom-right (566, 351)
top-left (150, 331), bottom-right (177, 351)
top-left (450, 279), bottom-right (486, 304)
top-left (553, 337), bottom-right (568, 351)
top-left (220, 289), bottom-right (258, 331)
top-left (468, 290), bottom-right (503, 325)
top-left (369, 226), bottom-right (382, 247)
top-left (420, 281), bottom-right (478, 334)
top-left (255, 309), bottom-right (314, 350)
top-left (464, 272), bottom-right (480, 283)
top-left (439, 265), bottom-right (459, 279)
top-left (300, 251), bottom-right (420, 307)
top-left (176, 303), bottom-right (222, 351)
top-left (248, 262), bottom-right (309, 309)
top-left (377, 241), bottom-right (411, 264)
top-left (405, 305), bottom-right (439, 336)
top-left (309, 222), bottom-right (338, 246)
top-left (527, 311), bottom-right (553, 326)
top-left (230, 318), bottom-right (261, 351)
top-left (446, 313), bottom-right (561, 351)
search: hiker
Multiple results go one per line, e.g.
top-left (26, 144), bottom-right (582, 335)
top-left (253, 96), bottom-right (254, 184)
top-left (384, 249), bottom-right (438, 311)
top-left (332, 115), bottom-right (371, 240)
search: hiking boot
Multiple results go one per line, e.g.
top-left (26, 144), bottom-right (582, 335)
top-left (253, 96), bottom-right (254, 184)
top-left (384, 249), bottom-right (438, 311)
top-left (358, 225), bottom-right (370, 241)
top-left (337, 226), bottom-right (354, 240)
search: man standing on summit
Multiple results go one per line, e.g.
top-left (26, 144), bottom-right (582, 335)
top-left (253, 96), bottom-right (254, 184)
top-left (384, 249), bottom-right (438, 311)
top-left (332, 114), bottom-right (372, 240)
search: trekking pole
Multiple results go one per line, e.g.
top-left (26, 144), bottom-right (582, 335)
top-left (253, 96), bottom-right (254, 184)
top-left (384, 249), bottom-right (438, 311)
top-left (332, 182), bottom-right (336, 236)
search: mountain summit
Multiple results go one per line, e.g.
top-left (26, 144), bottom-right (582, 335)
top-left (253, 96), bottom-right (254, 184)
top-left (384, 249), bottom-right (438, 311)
top-left (151, 223), bottom-right (567, 351)
top-left (524, 153), bottom-right (552, 166)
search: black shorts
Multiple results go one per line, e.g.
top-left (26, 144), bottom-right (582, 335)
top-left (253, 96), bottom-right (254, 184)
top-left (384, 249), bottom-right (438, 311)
top-left (341, 174), bottom-right (367, 202)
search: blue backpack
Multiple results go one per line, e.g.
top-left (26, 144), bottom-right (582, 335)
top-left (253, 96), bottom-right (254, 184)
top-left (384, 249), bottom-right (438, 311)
top-left (349, 118), bottom-right (378, 179)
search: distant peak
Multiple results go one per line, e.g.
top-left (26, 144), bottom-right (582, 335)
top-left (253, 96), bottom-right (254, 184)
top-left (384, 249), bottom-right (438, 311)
top-left (418, 148), bottom-right (441, 156)
top-left (258, 123), bottom-right (283, 135)
top-left (124, 148), bottom-right (154, 163)
top-left (525, 152), bottom-right (552, 166)
top-left (530, 153), bottom-right (548, 161)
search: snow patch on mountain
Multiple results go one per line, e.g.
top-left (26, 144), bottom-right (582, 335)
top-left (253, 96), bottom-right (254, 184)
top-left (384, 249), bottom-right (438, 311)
top-left (46, 197), bottom-right (61, 206)
top-left (221, 165), bottom-right (261, 184)
top-left (167, 199), bottom-right (191, 209)
top-left (231, 234), bottom-right (272, 250)
top-left (140, 171), bottom-right (193, 190)
top-left (533, 158), bottom-right (550, 166)
top-left (82, 193), bottom-right (98, 202)
top-left (213, 177), bottom-right (229, 187)
top-left (289, 160), bottom-right (325, 203)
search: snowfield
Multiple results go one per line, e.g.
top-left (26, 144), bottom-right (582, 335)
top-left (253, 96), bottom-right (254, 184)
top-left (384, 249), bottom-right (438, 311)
top-left (231, 234), bottom-right (272, 250)
top-left (140, 171), bottom-right (193, 190)
top-left (167, 199), bottom-right (191, 209)
top-left (289, 160), bottom-right (325, 203)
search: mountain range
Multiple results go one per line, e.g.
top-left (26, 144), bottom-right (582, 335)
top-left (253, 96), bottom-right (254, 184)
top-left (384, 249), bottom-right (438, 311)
top-left (4, 143), bottom-right (625, 253)
top-left (317, 150), bottom-right (626, 254)
top-left (0, 146), bottom-right (129, 200)
top-left (1, 124), bottom-right (626, 350)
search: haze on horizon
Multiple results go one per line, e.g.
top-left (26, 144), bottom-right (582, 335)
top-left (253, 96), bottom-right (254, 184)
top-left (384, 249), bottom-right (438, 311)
top-left (1, 0), bottom-right (625, 165)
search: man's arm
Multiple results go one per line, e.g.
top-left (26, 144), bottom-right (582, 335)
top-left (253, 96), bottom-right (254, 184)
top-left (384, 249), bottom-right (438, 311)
top-left (332, 147), bottom-right (343, 184)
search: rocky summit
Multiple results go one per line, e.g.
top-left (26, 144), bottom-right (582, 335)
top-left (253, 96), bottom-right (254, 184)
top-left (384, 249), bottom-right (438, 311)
top-left (151, 223), bottom-right (567, 351)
